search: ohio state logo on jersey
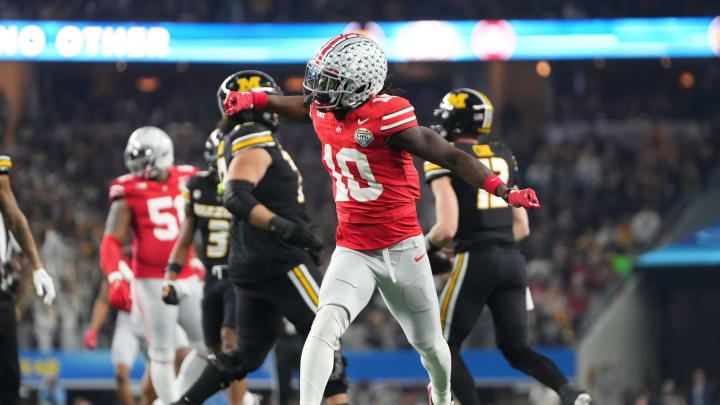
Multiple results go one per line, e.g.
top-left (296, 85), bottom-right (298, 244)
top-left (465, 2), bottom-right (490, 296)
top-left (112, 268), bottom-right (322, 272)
top-left (354, 128), bottom-right (374, 147)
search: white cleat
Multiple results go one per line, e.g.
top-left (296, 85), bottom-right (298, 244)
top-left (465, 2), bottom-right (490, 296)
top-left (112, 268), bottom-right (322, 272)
top-left (575, 393), bottom-right (592, 405)
top-left (242, 391), bottom-right (262, 405)
top-left (427, 384), bottom-right (454, 405)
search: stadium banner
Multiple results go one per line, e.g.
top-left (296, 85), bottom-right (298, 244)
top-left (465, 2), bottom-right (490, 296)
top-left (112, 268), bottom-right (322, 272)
top-left (0, 17), bottom-right (717, 63)
top-left (20, 348), bottom-right (576, 388)
top-left (637, 220), bottom-right (720, 268)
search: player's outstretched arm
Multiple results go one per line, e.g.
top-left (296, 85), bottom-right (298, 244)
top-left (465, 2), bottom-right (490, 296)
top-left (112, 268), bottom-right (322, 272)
top-left (0, 175), bottom-right (55, 304)
top-left (84, 280), bottom-right (110, 349)
top-left (224, 91), bottom-right (310, 122)
top-left (165, 203), bottom-right (196, 281)
top-left (387, 126), bottom-right (540, 209)
top-left (101, 199), bottom-right (134, 311)
top-left (266, 95), bottom-right (310, 122)
top-left (161, 202), bottom-right (197, 305)
top-left (223, 148), bottom-right (322, 250)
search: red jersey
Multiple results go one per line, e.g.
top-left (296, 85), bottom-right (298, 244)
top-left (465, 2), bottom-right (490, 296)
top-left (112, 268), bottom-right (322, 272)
top-left (311, 94), bottom-right (423, 250)
top-left (109, 165), bottom-right (198, 279)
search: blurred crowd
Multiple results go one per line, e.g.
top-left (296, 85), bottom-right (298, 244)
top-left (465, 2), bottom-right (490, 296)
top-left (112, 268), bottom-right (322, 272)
top-left (0, 0), bottom-right (716, 22)
top-left (0, 56), bottom-right (716, 354)
top-left (628, 369), bottom-right (717, 405)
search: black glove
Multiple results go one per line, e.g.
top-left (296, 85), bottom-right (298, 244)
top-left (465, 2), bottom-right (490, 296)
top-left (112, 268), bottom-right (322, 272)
top-left (269, 216), bottom-right (323, 251)
top-left (429, 250), bottom-right (452, 275)
top-left (425, 237), bottom-right (453, 275)
top-left (162, 281), bottom-right (180, 305)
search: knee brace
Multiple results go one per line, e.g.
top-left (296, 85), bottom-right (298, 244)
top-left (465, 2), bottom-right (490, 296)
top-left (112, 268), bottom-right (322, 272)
top-left (309, 305), bottom-right (350, 351)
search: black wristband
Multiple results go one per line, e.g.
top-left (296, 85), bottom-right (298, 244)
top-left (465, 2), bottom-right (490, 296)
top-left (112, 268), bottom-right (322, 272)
top-left (166, 262), bottom-right (183, 273)
top-left (498, 186), bottom-right (511, 201)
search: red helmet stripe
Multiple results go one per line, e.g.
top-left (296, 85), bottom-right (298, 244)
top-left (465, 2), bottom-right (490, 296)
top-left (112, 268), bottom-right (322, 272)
top-left (317, 33), bottom-right (360, 62)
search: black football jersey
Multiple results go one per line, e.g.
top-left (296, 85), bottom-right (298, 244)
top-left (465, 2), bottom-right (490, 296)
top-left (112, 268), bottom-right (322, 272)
top-left (217, 122), bottom-right (311, 282)
top-left (424, 138), bottom-right (519, 251)
top-left (181, 171), bottom-right (231, 283)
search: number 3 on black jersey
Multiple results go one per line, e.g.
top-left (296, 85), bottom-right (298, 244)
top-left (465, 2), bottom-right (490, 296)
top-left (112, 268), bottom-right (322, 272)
top-left (207, 219), bottom-right (230, 258)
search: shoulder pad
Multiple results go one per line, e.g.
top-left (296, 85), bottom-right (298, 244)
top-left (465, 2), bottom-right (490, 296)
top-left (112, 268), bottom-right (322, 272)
top-left (181, 174), bottom-right (203, 199)
top-left (109, 175), bottom-right (153, 201)
top-left (193, 170), bottom-right (213, 180)
top-left (371, 94), bottom-right (401, 104)
top-left (423, 161), bottom-right (451, 183)
top-left (174, 165), bottom-right (199, 173)
top-left (490, 142), bottom-right (514, 159)
top-left (115, 173), bottom-right (136, 183)
top-left (109, 181), bottom-right (127, 201)
top-left (227, 122), bottom-right (276, 155)
top-left (471, 144), bottom-right (495, 158)
top-left (375, 96), bottom-right (417, 136)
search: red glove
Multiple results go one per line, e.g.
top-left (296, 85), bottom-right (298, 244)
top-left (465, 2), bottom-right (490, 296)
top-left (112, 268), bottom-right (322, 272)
top-left (223, 91), bottom-right (268, 116)
top-left (83, 329), bottom-right (98, 350)
top-left (507, 188), bottom-right (540, 209)
top-left (108, 280), bottom-right (132, 312)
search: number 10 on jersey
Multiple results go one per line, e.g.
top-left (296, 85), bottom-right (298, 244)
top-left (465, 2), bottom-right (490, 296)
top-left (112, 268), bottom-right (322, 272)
top-left (323, 144), bottom-right (384, 202)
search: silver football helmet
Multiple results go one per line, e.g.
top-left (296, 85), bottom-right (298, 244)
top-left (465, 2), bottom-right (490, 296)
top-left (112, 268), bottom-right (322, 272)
top-left (124, 126), bottom-right (174, 179)
top-left (303, 33), bottom-right (387, 111)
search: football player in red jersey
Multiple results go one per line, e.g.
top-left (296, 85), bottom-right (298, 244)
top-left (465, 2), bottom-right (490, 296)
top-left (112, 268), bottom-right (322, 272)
top-left (83, 279), bottom-right (192, 405)
top-left (223, 34), bottom-right (540, 405)
top-left (100, 126), bottom-right (207, 404)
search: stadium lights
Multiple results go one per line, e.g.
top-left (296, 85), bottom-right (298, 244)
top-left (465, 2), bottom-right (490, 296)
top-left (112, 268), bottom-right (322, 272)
top-left (536, 60), bottom-right (551, 77)
top-left (0, 17), bottom-right (717, 63)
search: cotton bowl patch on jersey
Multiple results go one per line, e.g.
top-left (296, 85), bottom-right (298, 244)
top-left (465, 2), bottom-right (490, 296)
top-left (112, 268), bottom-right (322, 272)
top-left (354, 128), bottom-right (374, 147)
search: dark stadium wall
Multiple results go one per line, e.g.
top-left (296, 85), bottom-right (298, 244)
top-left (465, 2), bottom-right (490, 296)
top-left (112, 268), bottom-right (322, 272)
top-left (580, 267), bottom-right (720, 403)
top-left (652, 267), bottom-right (720, 387)
top-left (578, 274), bottom-right (663, 404)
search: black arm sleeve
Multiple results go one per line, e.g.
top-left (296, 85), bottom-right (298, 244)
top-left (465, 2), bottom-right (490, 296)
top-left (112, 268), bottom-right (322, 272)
top-left (223, 179), bottom-right (259, 221)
